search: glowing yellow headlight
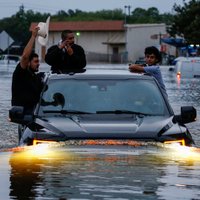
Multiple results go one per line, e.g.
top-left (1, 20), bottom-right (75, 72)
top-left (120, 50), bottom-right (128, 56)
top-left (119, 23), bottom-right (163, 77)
top-left (164, 139), bottom-right (185, 146)
top-left (33, 139), bottom-right (57, 146)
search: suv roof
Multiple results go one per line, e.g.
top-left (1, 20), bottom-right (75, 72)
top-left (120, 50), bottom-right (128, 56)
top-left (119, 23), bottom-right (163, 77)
top-left (46, 69), bottom-right (154, 81)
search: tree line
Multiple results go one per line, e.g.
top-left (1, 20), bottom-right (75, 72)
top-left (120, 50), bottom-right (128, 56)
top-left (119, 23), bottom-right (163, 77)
top-left (0, 0), bottom-right (199, 53)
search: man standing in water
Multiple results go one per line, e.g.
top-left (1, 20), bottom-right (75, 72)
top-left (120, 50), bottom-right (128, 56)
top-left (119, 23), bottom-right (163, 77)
top-left (11, 26), bottom-right (44, 114)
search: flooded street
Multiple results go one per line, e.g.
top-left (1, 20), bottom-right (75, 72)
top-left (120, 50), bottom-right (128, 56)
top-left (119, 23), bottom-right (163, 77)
top-left (1, 64), bottom-right (200, 199)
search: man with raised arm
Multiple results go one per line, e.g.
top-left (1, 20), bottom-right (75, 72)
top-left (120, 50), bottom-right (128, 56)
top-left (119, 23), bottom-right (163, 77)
top-left (11, 26), bottom-right (44, 114)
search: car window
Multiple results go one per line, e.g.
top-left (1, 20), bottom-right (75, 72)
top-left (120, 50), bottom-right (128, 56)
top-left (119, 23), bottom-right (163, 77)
top-left (39, 78), bottom-right (169, 116)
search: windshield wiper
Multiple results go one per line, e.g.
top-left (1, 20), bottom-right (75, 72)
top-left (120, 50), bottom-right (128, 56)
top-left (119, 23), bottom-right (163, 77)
top-left (43, 110), bottom-right (93, 114)
top-left (96, 110), bottom-right (152, 116)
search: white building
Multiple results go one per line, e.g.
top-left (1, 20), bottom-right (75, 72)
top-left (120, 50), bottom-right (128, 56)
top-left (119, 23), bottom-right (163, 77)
top-left (126, 23), bottom-right (175, 63)
top-left (30, 20), bottom-right (175, 64)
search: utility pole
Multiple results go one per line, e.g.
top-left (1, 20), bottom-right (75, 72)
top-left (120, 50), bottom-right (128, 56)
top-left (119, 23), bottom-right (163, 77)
top-left (159, 32), bottom-right (162, 45)
top-left (124, 5), bottom-right (131, 63)
top-left (124, 5), bottom-right (131, 24)
top-left (124, 6), bottom-right (127, 24)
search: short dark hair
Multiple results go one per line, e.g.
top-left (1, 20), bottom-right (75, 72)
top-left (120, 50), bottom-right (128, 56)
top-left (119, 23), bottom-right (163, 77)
top-left (29, 52), bottom-right (38, 62)
top-left (61, 30), bottom-right (73, 41)
top-left (144, 46), bottom-right (161, 63)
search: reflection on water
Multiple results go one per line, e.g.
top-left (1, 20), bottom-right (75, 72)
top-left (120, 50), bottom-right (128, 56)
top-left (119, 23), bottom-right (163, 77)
top-left (9, 146), bottom-right (76, 199)
top-left (157, 145), bottom-right (200, 200)
top-left (4, 144), bottom-right (200, 199)
top-left (9, 154), bottom-right (43, 199)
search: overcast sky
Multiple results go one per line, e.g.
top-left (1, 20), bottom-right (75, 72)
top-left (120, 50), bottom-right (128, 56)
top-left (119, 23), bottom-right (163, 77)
top-left (0, 0), bottom-right (190, 19)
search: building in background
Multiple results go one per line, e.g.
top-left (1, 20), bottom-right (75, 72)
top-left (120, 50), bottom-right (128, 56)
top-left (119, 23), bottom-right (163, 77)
top-left (30, 20), bottom-right (176, 64)
top-left (126, 23), bottom-right (175, 63)
top-left (30, 20), bottom-right (126, 63)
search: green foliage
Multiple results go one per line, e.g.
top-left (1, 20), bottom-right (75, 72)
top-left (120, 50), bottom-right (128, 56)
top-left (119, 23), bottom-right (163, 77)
top-left (0, 5), bottom-right (174, 48)
top-left (127, 7), bottom-right (173, 24)
top-left (169, 0), bottom-right (200, 44)
top-left (0, 5), bottom-right (50, 47)
top-left (1, 2), bottom-right (199, 52)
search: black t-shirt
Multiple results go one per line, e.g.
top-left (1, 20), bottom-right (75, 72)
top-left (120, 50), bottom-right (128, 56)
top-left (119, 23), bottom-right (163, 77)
top-left (11, 64), bottom-right (43, 112)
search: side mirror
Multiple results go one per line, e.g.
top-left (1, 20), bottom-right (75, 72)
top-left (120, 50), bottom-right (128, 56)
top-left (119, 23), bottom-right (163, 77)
top-left (9, 106), bottom-right (33, 125)
top-left (53, 93), bottom-right (65, 108)
top-left (173, 106), bottom-right (197, 124)
top-left (41, 93), bottom-right (65, 108)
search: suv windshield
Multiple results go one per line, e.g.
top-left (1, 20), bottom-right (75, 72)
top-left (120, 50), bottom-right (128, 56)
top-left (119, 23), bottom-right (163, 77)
top-left (39, 78), bottom-right (169, 116)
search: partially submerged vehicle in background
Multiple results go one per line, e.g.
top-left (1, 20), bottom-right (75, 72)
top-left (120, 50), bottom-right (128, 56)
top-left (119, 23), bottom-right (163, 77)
top-left (0, 54), bottom-right (20, 64)
top-left (9, 69), bottom-right (197, 146)
top-left (172, 57), bottom-right (200, 78)
top-left (0, 54), bottom-right (20, 72)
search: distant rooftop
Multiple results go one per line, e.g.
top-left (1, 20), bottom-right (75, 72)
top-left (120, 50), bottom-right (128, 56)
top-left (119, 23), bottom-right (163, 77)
top-left (30, 20), bottom-right (125, 32)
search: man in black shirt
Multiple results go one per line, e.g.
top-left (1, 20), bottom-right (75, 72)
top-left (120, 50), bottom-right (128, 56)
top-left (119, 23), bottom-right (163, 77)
top-left (45, 30), bottom-right (86, 73)
top-left (12, 26), bottom-right (43, 114)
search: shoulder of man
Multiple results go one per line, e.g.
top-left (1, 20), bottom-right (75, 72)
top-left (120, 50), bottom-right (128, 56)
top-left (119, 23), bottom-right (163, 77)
top-left (12, 63), bottom-right (28, 81)
top-left (73, 43), bottom-right (84, 49)
top-left (14, 62), bottom-right (26, 72)
top-left (73, 44), bottom-right (85, 54)
top-left (47, 45), bottom-right (60, 52)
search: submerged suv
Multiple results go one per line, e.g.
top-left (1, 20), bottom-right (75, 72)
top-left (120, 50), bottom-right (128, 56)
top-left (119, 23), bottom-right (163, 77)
top-left (9, 69), bottom-right (196, 146)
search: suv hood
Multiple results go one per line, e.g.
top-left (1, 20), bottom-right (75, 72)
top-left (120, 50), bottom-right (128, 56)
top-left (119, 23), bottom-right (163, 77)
top-left (36, 115), bottom-right (175, 140)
